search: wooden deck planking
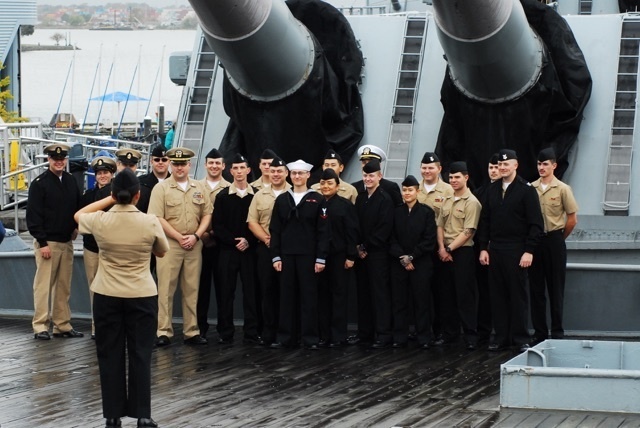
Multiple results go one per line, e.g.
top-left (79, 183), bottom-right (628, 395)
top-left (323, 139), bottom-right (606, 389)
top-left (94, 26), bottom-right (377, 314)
top-left (3, 316), bottom-right (640, 427)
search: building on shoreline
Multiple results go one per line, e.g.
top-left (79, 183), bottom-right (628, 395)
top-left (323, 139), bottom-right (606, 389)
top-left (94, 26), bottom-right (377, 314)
top-left (0, 0), bottom-right (37, 116)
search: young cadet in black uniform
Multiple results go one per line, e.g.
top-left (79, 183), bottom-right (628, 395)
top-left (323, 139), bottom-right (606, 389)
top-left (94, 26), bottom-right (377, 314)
top-left (351, 144), bottom-right (403, 206)
top-left (473, 153), bottom-right (500, 345)
top-left (137, 146), bottom-right (171, 214)
top-left (211, 154), bottom-right (260, 344)
top-left (478, 149), bottom-right (544, 352)
top-left (269, 159), bottom-right (329, 350)
top-left (80, 156), bottom-right (117, 339)
top-left (28, 143), bottom-right (83, 340)
top-left (389, 175), bottom-right (436, 349)
top-left (317, 169), bottom-right (360, 347)
top-left (354, 159), bottom-right (395, 348)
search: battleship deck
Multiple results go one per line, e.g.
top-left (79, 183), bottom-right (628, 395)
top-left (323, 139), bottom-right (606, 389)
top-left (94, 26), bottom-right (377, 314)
top-left (2, 317), bottom-right (640, 427)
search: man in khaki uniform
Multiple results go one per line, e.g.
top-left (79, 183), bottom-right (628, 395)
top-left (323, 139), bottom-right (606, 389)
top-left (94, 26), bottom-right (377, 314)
top-left (436, 161), bottom-right (482, 350)
top-left (27, 143), bottom-right (82, 340)
top-left (530, 147), bottom-right (579, 343)
top-left (250, 149), bottom-right (277, 190)
top-left (418, 152), bottom-right (454, 218)
top-left (247, 157), bottom-right (290, 345)
top-left (148, 147), bottom-right (212, 346)
top-left (311, 149), bottom-right (358, 204)
top-left (197, 148), bottom-right (230, 338)
top-left (417, 151), bottom-right (454, 343)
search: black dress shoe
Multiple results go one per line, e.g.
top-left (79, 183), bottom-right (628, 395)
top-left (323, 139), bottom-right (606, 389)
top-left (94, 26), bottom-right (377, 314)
top-left (371, 341), bottom-right (390, 349)
top-left (318, 339), bottom-right (329, 348)
top-left (155, 335), bottom-right (170, 347)
top-left (105, 417), bottom-right (121, 427)
top-left (408, 331), bottom-right (417, 341)
top-left (218, 337), bottom-right (233, 345)
top-left (304, 344), bottom-right (319, 350)
top-left (488, 343), bottom-right (507, 352)
top-left (91, 333), bottom-right (96, 340)
top-left (53, 329), bottom-right (84, 338)
top-left (34, 331), bottom-right (51, 340)
top-left (419, 342), bottom-right (431, 350)
top-left (392, 342), bottom-right (407, 348)
top-left (137, 418), bottom-right (158, 427)
top-left (466, 342), bottom-right (478, 351)
top-left (431, 338), bottom-right (445, 346)
top-left (328, 341), bottom-right (344, 348)
top-left (243, 335), bottom-right (263, 345)
top-left (269, 341), bottom-right (284, 349)
top-left (184, 335), bottom-right (207, 345)
top-left (518, 343), bottom-right (530, 353)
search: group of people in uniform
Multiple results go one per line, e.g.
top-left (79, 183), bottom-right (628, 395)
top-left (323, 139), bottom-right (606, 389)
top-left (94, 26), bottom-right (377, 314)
top-left (26, 140), bottom-right (578, 426)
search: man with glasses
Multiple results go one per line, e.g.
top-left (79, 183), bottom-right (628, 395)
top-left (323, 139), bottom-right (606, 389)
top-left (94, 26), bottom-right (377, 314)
top-left (137, 146), bottom-right (171, 214)
top-left (148, 147), bottom-right (212, 346)
top-left (269, 160), bottom-right (329, 350)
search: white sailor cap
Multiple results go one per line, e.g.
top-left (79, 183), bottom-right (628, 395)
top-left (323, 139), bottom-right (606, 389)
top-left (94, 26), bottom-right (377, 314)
top-left (286, 159), bottom-right (313, 172)
top-left (357, 144), bottom-right (386, 162)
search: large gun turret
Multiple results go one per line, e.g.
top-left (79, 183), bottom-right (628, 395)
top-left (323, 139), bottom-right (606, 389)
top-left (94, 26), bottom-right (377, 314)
top-left (433, 0), bottom-right (592, 183)
top-left (188, 0), bottom-right (364, 174)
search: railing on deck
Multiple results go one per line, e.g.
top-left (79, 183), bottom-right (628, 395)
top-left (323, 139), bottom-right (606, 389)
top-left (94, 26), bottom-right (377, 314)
top-left (0, 124), bottom-right (154, 233)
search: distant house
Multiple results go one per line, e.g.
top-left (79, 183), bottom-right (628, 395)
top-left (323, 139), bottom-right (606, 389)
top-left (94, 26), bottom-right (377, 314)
top-left (0, 0), bottom-right (37, 115)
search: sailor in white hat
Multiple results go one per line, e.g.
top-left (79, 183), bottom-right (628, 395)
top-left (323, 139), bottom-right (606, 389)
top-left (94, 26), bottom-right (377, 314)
top-left (269, 159), bottom-right (329, 350)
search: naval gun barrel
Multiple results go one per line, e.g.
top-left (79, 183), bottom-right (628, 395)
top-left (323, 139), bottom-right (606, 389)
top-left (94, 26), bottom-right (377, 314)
top-left (433, 0), bottom-right (544, 103)
top-left (188, 0), bottom-right (315, 101)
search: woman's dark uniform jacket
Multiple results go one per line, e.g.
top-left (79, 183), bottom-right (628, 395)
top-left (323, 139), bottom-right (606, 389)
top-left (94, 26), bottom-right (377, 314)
top-left (80, 183), bottom-right (112, 253)
top-left (389, 202), bottom-right (436, 261)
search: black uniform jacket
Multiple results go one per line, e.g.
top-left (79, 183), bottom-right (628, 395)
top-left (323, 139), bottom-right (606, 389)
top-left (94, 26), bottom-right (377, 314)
top-left (352, 178), bottom-right (403, 206)
top-left (321, 194), bottom-right (360, 261)
top-left (389, 202), bottom-right (436, 261)
top-left (355, 187), bottom-right (394, 253)
top-left (80, 183), bottom-right (112, 253)
top-left (477, 176), bottom-right (544, 253)
top-left (26, 169), bottom-right (80, 246)
top-left (136, 171), bottom-right (170, 214)
top-left (212, 186), bottom-right (256, 251)
top-left (269, 190), bottom-right (330, 263)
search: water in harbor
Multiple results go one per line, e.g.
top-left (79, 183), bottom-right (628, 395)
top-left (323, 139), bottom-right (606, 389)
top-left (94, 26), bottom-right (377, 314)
top-left (20, 28), bottom-right (197, 127)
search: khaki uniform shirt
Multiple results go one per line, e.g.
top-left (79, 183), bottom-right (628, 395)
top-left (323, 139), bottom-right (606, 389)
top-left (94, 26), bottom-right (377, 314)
top-left (201, 177), bottom-right (231, 206)
top-left (531, 177), bottom-right (579, 232)
top-left (436, 188), bottom-right (482, 247)
top-left (311, 181), bottom-right (358, 204)
top-left (148, 176), bottom-right (213, 235)
top-left (250, 178), bottom-right (270, 191)
top-left (247, 183), bottom-right (291, 234)
top-left (78, 204), bottom-right (169, 298)
top-left (418, 178), bottom-right (454, 219)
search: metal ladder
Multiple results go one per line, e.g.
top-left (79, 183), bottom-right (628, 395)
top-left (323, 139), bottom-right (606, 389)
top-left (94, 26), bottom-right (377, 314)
top-left (383, 16), bottom-right (427, 183)
top-left (175, 29), bottom-right (218, 173)
top-left (603, 17), bottom-right (640, 215)
top-left (579, 0), bottom-right (593, 14)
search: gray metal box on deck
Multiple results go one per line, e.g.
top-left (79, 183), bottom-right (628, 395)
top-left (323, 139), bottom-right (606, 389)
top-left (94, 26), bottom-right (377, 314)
top-left (501, 340), bottom-right (640, 413)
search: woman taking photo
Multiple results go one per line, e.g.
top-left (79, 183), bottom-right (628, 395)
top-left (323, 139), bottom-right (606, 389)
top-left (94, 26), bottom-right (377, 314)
top-left (75, 169), bottom-right (169, 428)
